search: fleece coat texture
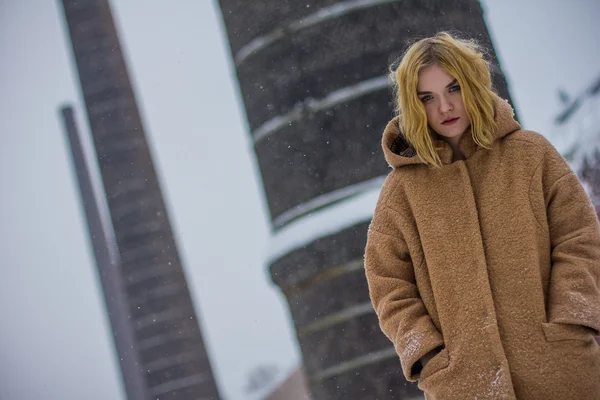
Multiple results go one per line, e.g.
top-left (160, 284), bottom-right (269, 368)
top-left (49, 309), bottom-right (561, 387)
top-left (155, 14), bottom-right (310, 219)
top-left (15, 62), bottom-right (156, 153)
top-left (364, 95), bottom-right (600, 399)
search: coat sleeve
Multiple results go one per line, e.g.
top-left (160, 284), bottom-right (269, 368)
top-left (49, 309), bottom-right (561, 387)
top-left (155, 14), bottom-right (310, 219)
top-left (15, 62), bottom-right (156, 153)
top-left (364, 202), bottom-right (444, 382)
top-left (540, 141), bottom-right (600, 334)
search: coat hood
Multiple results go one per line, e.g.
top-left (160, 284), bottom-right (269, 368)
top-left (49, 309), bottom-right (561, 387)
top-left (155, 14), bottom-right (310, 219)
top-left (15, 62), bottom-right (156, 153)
top-left (382, 93), bottom-right (521, 168)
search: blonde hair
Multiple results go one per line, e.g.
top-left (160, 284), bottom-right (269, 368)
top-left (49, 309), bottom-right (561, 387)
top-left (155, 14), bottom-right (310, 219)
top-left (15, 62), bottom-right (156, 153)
top-left (390, 32), bottom-right (497, 167)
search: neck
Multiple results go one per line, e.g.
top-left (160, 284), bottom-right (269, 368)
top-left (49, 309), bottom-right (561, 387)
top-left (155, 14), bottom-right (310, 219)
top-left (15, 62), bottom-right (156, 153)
top-left (451, 148), bottom-right (466, 162)
top-left (442, 134), bottom-right (465, 162)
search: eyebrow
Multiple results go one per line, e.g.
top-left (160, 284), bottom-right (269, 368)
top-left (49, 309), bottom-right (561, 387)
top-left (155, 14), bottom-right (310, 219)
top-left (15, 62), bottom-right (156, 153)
top-left (417, 79), bottom-right (458, 95)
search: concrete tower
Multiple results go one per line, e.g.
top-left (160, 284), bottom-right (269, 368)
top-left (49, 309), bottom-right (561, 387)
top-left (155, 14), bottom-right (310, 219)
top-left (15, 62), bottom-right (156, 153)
top-left (217, 1), bottom-right (515, 398)
top-left (59, 1), bottom-right (221, 399)
top-left (60, 106), bottom-right (147, 400)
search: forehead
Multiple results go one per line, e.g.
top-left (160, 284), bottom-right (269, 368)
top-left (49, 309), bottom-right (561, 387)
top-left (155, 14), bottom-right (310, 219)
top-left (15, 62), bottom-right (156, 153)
top-left (417, 64), bottom-right (456, 90)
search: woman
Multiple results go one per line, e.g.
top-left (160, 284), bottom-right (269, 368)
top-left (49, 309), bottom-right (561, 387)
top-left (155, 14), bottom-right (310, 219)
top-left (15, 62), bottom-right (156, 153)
top-left (364, 32), bottom-right (600, 399)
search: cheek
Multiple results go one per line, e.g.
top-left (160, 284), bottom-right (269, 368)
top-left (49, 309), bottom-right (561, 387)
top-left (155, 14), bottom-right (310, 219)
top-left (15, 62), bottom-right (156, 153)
top-left (424, 107), bottom-right (437, 125)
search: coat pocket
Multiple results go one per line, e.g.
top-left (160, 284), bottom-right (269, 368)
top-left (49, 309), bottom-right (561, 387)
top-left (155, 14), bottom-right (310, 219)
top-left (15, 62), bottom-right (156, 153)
top-left (541, 322), bottom-right (595, 343)
top-left (419, 347), bottom-right (450, 381)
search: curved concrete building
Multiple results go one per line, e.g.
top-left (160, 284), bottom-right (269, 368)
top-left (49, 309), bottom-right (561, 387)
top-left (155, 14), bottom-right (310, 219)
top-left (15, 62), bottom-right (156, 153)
top-left (217, 1), bottom-right (515, 398)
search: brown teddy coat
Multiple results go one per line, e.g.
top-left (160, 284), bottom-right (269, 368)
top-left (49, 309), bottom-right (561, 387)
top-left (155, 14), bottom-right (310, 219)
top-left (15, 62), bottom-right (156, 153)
top-left (364, 95), bottom-right (600, 399)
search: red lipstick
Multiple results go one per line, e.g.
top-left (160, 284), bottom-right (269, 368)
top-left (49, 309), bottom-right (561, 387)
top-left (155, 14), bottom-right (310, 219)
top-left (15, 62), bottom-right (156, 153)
top-left (442, 117), bottom-right (459, 125)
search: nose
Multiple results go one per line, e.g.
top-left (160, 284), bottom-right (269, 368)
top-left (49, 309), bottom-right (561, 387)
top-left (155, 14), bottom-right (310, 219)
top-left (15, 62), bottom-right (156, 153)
top-left (439, 96), bottom-right (453, 115)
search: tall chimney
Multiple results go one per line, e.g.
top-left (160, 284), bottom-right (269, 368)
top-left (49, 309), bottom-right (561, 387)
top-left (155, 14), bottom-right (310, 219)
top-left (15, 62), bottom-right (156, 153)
top-left (60, 105), bottom-right (147, 400)
top-left (217, 1), bottom-right (515, 398)
top-left (59, 2), bottom-right (221, 398)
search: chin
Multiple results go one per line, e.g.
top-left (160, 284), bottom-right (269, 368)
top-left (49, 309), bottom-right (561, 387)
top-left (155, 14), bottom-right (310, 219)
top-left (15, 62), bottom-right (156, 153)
top-left (438, 130), bottom-right (462, 139)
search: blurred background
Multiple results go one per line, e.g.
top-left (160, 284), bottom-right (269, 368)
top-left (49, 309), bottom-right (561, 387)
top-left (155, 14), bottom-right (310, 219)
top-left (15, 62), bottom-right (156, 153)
top-left (0, 1), bottom-right (599, 400)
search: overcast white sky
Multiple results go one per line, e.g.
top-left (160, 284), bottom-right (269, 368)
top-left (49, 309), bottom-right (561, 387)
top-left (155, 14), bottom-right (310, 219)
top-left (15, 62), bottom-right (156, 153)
top-left (0, 1), bottom-right (599, 400)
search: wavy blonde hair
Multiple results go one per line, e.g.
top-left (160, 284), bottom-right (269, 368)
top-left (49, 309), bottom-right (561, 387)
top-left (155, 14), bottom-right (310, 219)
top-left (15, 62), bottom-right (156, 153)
top-left (391, 31), bottom-right (497, 167)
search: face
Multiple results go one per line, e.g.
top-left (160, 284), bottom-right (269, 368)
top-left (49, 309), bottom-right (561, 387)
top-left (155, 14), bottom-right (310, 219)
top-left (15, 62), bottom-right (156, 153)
top-left (417, 64), bottom-right (471, 144)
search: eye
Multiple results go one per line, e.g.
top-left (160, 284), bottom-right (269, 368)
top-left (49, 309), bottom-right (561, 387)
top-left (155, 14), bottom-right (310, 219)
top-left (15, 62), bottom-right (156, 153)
top-left (420, 95), bottom-right (433, 103)
top-left (449, 84), bottom-right (461, 93)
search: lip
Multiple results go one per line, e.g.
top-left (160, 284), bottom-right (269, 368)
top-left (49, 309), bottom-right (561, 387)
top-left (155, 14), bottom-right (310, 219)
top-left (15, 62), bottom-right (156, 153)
top-left (442, 117), bottom-right (459, 125)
